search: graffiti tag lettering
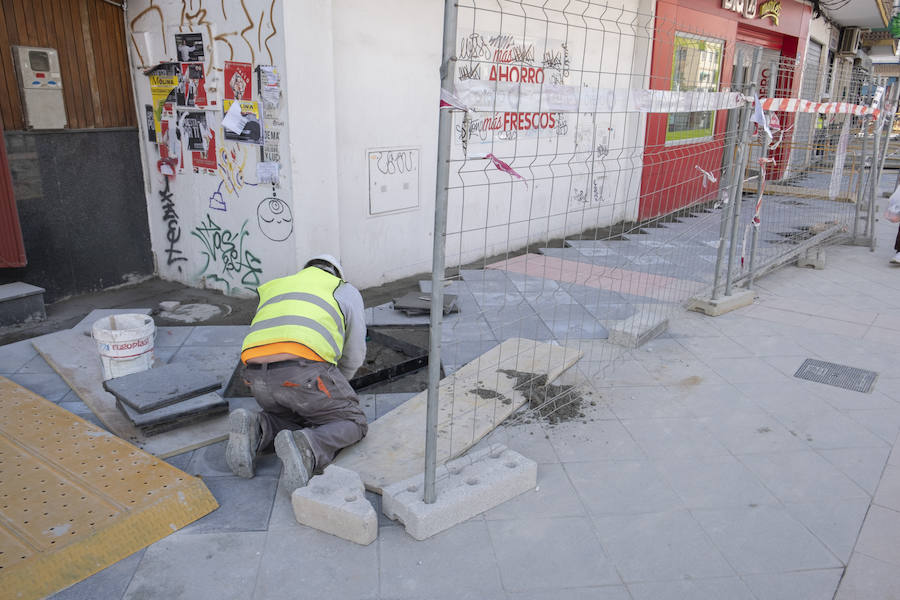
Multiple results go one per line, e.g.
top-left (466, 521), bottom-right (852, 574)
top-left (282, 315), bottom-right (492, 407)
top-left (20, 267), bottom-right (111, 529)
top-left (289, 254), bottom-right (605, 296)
top-left (159, 178), bottom-right (187, 272)
top-left (191, 214), bottom-right (263, 293)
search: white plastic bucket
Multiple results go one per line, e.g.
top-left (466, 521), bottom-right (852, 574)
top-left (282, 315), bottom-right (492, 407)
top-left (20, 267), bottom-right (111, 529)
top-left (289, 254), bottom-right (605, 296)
top-left (91, 314), bottom-right (156, 381)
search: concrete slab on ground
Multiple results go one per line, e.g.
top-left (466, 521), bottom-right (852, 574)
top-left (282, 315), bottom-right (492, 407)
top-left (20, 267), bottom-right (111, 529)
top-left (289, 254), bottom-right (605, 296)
top-left (382, 445), bottom-right (537, 540)
top-left (104, 363), bottom-right (224, 413)
top-left (292, 465), bottom-right (377, 545)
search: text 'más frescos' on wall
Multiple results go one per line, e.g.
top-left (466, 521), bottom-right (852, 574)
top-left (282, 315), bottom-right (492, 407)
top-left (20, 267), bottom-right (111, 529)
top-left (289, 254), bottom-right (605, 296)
top-left (128, 0), bottom-right (289, 297)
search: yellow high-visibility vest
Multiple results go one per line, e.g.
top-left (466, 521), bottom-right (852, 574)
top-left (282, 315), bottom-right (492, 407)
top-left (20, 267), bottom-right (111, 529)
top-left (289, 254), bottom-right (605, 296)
top-left (240, 267), bottom-right (346, 364)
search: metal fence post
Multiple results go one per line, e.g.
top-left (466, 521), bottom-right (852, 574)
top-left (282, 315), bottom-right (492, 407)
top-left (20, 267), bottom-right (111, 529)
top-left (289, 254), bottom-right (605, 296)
top-left (869, 84), bottom-right (899, 251)
top-left (725, 47), bottom-right (762, 296)
top-left (711, 51), bottom-right (744, 301)
top-left (747, 59), bottom-right (778, 290)
top-left (425, 0), bottom-right (459, 505)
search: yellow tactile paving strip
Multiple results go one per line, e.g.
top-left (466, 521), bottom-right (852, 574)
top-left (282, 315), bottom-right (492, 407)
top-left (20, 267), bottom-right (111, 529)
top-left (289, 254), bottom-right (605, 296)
top-left (0, 377), bottom-right (218, 600)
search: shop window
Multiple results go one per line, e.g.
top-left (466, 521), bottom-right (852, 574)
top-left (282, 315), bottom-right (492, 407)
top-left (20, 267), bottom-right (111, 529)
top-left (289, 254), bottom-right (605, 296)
top-left (666, 33), bottom-right (724, 143)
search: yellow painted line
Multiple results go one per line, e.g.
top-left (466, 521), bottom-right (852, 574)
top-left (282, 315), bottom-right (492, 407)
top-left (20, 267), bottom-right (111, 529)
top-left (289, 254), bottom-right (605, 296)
top-left (0, 377), bottom-right (218, 600)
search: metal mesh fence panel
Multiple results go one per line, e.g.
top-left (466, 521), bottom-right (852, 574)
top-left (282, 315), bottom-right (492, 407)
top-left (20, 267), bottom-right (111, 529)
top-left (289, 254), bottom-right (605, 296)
top-left (419, 0), bottom-right (892, 501)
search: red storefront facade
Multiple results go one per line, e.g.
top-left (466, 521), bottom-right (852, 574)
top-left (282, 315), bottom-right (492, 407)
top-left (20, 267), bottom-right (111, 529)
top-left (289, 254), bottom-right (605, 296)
top-left (639, 0), bottom-right (812, 220)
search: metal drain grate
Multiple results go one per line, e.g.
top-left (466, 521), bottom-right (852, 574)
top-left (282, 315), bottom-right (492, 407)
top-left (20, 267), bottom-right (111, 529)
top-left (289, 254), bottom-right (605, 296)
top-left (794, 359), bottom-right (878, 393)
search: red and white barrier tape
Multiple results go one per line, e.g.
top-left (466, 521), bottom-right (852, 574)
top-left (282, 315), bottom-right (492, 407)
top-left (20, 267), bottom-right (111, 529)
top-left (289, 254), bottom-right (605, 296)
top-left (759, 97), bottom-right (880, 118)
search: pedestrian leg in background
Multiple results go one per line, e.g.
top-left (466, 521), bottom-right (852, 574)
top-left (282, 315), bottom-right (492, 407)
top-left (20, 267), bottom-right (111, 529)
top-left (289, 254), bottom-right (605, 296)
top-left (892, 223), bottom-right (900, 264)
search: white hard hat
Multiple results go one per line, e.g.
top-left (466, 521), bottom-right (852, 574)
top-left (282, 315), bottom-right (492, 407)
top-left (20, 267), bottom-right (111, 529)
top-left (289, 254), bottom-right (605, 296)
top-left (304, 254), bottom-right (344, 279)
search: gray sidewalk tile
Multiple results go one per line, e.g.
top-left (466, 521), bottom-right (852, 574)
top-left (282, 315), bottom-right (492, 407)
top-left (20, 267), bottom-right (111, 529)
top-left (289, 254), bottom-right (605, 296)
top-left (666, 382), bottom-right (764, 417)
top-left (155, 326), bottom-right (195, 347)
top-left (874, 464), bottom-right (900, 512)
top-left (123, 532), bottom-right (266, 600)
top-left (546, 420), bottom-right (646, 462)
top-left (358, 394), bottom-right (376, 422)
top-left (834, 553), bottom-right (900, 600)
top-left (739, 451), bottom-right (869, 504)
top-left (664, 314), bottom-right (723, 338)
top-left (508, 586), bottom-right (630, 600)
top-left (654, 455), bottom-right (778, 509)
top-left (592, 509), bottom-right (734, 583)
top-left (185, 440), bottom-right (281, 478)
top-left (784, 497), bottom-right (870, 563)
top-left (698, 411), bottom-right (809, 455)
top-left (854, 505), bottom-right (900, 566)
top-left (163, 449), bottom-right (195, 472)
top-left (180, 475), bottom-right (278, 534)
top-left (489, 315), bottom-right (555, 342)
top-left (479, 422), bottom-right (560, 464)
top-left (8, 372), bottom-right (72, 403)
top-left (819, 446), bottom-right (892, 495)
top-left (775, 410), bottom-right (889, 450)
top-left (373, 392), bottom-right (416, 419)
top-left (49, 549), bottom-right (146, 600)
top-left (16, 353), bottom-right (56, 374)
top-left (537, 304), bottom-right (610, 341)
top-left (675, 335), bottom-right (753, 360)
top-left (565, 460), bottom-right (682, 515)
top-left (254, 528), bottom-right (378, 600)
top-left (731, 334), bottom-right (812, 357)
top-left (483, 463), bottom-right (584, 520)
top-left (170, 345), bottom-right (240, 373)
top-left (0, 338), bottom-right (38, 373)
top-left (621, 418), bottom-right (729, 460)
top-left (636, 357), bottom-right (728, 387)
top-left (183, 325), bottom-right (250, 346)
top-left (740, 569), bottom-right (843, 600)
top-left (630, 338), bottom-right (695, 360)
top-left (587, 360), bottom-right (656, 388)
top-left (380, 520), bottom-right (504, 599)
top-left (735, 381), bottom-right (835, 416)
top-left (702, 356), bottom-right (792, 385)
top-left (603, 386), bottom-right (691, 419)
top-left (692, 505), bottom-right (842, 574)
top-left (58, 399), bottom-right (105, 429)
top-left (846, 407), bottom-right (900, 445)
top-left (628, 577), bottom-right (756, 600)
top-left (487, 516), bottom-right (620, 592)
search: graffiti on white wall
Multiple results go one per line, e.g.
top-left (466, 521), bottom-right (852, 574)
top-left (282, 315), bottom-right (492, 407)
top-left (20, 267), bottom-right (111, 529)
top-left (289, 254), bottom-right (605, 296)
top-left (129, 0), bottom-right (291, 296)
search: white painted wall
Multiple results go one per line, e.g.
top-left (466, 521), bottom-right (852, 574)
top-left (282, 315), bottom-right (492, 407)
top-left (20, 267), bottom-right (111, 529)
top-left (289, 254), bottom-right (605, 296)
top-left (127, 0), bottom-right (295, 297)
top-left (129, 0), bottom-right (652, 295)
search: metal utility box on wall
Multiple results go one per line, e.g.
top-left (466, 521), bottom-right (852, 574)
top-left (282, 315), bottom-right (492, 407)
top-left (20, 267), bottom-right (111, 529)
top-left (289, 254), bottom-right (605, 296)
top-left (12, 46), bottom-right (66, 129)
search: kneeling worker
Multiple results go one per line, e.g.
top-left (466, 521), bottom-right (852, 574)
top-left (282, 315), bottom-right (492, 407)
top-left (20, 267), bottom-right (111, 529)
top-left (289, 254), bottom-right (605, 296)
top-left (226, 254), bottom-right (368, 490)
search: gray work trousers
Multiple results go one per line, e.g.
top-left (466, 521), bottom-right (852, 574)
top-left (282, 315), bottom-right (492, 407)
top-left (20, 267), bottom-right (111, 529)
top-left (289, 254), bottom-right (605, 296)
top-left (244, 358), bottom-right (367, 471)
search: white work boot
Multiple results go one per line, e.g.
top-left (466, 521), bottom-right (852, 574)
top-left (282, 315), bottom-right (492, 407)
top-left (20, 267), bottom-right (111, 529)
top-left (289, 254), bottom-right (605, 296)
top-left (891, 252), bottom-right (900, 264)
top-left (225, 408), bottom-right (261, 478)
top-left (274, 429), bottom-right (316, 492)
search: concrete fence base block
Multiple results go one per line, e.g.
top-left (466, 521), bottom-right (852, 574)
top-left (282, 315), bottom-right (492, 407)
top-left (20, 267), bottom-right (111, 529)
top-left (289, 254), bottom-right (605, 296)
top-left (796, 247), bottom-right (826, 270)
top-left (291, 465), bottom-right (377, 545)
top-left (688, 288), bottom-right (757, 317)
top-left (381, 444), bottom-right (537, 541)
top-left (601, 305), bottom-right (669, 349)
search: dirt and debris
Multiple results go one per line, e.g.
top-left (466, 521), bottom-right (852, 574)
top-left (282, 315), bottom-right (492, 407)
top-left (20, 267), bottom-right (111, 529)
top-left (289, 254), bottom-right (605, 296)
top-left (498, 369), bottom-right (588, 425)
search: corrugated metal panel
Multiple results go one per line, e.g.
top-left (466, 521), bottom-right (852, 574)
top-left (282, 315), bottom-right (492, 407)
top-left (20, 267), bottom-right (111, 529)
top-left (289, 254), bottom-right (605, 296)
top-left (0, 125), bottom-right (26, 268)
top-left (0, 0), bottom-right (136, 131)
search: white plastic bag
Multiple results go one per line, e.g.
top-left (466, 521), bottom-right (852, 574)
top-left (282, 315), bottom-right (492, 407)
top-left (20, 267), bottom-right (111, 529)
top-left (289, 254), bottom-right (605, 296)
top-left (885, 187), bottom-right (900, 223)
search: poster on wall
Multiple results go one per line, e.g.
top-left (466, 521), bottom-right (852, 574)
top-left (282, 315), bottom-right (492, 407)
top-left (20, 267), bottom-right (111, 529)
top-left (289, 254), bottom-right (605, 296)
top-left (174, 32), bottom-right (204, 62)
top-left (190, 115), bottom-right (217, 172)
top-left (259, 65), bottom-right (281, 108)
top-left (148, 63), bottom-right (179, 141)
top-left (159, 110), bottom-right (184, 172)
top-left (223, 100), bottom-right (263, 145)
top-left (180, 111), bottom-right (210, 152)
top-left (177, 63), bottom-right (208, 107)
top-left (144, 104), bottom-right (157, 143)
top-left (224, 61), bottom-right (252, 100)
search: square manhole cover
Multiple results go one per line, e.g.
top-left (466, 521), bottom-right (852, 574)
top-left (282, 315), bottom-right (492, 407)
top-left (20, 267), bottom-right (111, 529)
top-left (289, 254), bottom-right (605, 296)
top-left (794, 359), bottom-right (878, 393)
